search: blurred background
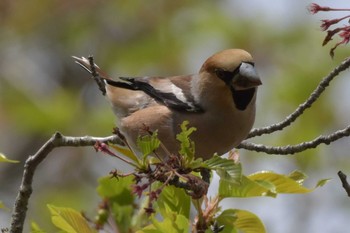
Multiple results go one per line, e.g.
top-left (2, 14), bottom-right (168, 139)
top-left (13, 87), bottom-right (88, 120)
top-left (1, 0), bottom-right (350, 232)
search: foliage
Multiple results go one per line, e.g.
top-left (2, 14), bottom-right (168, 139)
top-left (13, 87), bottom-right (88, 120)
top-left (0, 153), bottom-right (19, 163)
top-left (47, 204), bottom-right (95, 233)
top-left (0, 201), bottom-right (6, 210)
top-left (0, 153), bottom-right (18, 214)
top-left (30, 222), bottom-right (46, 233)
top-left (1, 2), bottom-right (348, 233)
top-left (32, 122), bottom-right (328, 233)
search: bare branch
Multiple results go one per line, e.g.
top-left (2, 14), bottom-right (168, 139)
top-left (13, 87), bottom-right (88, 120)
top-left (239, 125), bottom-right (350, 154)
top-left (10, 132), bottom-right (122, 233)
top-left (247, 56), bottom-right (350, 139)
top-left (338, 171), bottom-right (350, 197)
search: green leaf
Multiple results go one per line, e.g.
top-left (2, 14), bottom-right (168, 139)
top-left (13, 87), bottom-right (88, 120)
top-left (216, 209), bottom-right (238, 233)
top-left (248, 171), bottom-right (324, 194)
top-left (157, 185), bottom-right (190, 219)
top-left (109, 143), bottom-right (140, 165)
top-left (0, 201), bottom-right (10, 211)
top-left (219, 170), bottom-right (329, 198)
top-left (176, 121), bottom-right (196, 161)
top-left (96, 176), bottom-right (134, 201)
top-left (97, 176), bottom-right (135, 233)
top-left (0, 153), bottom-right (19, 163)
top-left (136, 227), bottom-right (161, 233)
top-left (187, 157), bottom-right (205, 170)
top-left (216, 209), bottom-right (266, 233)
top-left (233, 209), bottom-right (266, 233)
top-left (30, 221), bottom-right (46, 233)
top-left (219, 175), bottom-right (274, 198)
top-left (287, 170), bottom-right (307, 184)
top-left (137, 131), bottom-right (161, 157)
top-left (47, 204), bottom-right (95, 233)
top-left (316, 178), bottom-right (330, 188)
top-left (138, 214), bottom-right (189, 233)
top-left (111, 203), bottom-right (134, 233)
top-left (154, 214), bottom-right (189, 233)
top-left (136, 225), bottom-right (161, 233)
top-left (205, 156), bottom-right (242, 184)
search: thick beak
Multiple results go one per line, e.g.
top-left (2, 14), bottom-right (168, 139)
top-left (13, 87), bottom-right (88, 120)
top-left (233, 62), bottom-right (262, 89)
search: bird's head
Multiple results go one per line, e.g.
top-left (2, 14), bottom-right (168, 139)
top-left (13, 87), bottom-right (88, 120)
top-left (200, 49), bottom-right (262, 91)
top-left (196, 49), bottom-right (262, 111)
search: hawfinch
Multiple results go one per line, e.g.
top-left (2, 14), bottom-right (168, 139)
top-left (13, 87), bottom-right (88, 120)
top-left (73, 49), bottom-right (261, 160)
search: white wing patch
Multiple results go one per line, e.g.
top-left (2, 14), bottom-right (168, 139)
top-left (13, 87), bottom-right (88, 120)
top-left (170, 83), bottom-right (188, 104)
top-left (106, 76), bottom-right (203, 112)
top-left (157, 81), bottom-right (197, 111)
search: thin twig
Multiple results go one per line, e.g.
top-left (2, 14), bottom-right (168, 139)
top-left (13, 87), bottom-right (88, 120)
top-left (338, 171), bottom-right (350, 197)
top-left (94, 141), bottom-right (137, 167)
top-left (239, 125), bottom-right (350, 154)
top-left (88, 55), bottom-right (106, 95)
top-left (9, 132), bottom-right (122, 233)
top-left (247, 56), bottom-right (350, 138)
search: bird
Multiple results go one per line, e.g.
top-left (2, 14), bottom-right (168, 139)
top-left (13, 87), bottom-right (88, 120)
top-left (73, 49), bottom-right (262, 160)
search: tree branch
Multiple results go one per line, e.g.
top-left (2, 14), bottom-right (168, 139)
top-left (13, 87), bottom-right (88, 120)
top-left (238, 125), bottom-right (350, 154)
top-left (9, 132), bottom-right (122, 233)
top-left (338, 171), bottom-right (350, 197)
top-left (247, 56), bottom-right (350, 139)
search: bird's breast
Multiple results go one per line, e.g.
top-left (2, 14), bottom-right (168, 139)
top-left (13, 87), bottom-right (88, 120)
top-left (174, 101), bottom-right (256, 159)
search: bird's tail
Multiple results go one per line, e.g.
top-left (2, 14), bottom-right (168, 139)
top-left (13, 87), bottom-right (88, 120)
top-left (74, 56), bottom-right (116, 95)
top-left (72, 56), bottom-right (112, 80)
top-left (73, 56), bottom-right (142, 95)
top-left (73, 56), bottom-right (142, 91)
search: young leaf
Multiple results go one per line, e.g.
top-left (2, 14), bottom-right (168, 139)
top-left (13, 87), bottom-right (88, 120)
top-left (47, 204), bottom-right (95, 233)
top-left (216, 209), bottom-right (266, 233)
top-left (287, 170), bottom-right (307, 184)
top-left (186, 157), bottom-right (204, 170)
top-left (96, 175), bottom-right (134, 201)
top-left (248, 171), bottom-right (327, 194)
top-left (157, 185), bottom-right (191, 219)
top-left (0, 201), bottom-right (10, 211)
top-left (0, 153), bottom-right (19, 163)
top-left (215, 209), bottom-right (238, 233)
top-left (137, 214), bottom-right (189, 233)
top-left (30, 221), bottom-right (46, 233)
top-left (204, 156), bottom-right (242, 184)
top-left (97, 176), bottom-right (135, 232)
top-left (176, 121), bottom-right (196, 161)
top-left (111, 202), bottom-right (134, 233)
top-left (316, 178), bottom-right (330, 188)
top-left (219, 175), bottom-right (275, 198)
top-left (233, 209), bottom-right (266, 233)
top-left (136, 225), bottom-right (161, 233)
top-left (220, 169), bottom-right (329, 198)
top-left (108, 143), bottom-right (140, 165)
top-left (137, 131), bottom-right (161, 157)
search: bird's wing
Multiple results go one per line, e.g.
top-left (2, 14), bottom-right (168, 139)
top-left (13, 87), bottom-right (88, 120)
top-left (73, 56), bottom-right (203, 113)
top-left (105, 76), bottom-right (204, 113)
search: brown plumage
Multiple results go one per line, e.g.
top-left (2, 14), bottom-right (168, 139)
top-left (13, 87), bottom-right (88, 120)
top-left (73, 49), bottom-right (262, 160)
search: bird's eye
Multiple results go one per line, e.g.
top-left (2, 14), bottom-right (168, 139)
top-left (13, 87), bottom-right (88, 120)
top-left (245, 61), bottom-right (255, 67)
top-left (215, 68), bottom-right (234, 85)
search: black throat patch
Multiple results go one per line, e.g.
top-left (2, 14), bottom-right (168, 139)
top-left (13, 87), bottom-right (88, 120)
top-left (230, 87), bottom-right (256, 111)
